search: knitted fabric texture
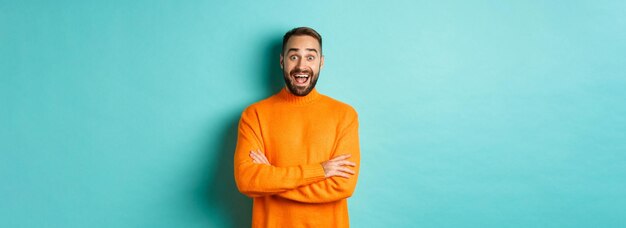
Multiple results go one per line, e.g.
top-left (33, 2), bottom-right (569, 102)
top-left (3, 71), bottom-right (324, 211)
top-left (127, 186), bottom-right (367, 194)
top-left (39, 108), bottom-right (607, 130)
top-left (234, 87), bottom-right (360, 227)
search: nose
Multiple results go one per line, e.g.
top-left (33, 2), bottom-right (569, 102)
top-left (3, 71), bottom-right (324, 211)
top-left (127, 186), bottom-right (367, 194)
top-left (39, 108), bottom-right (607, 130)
top-left (295, 59), bottom-right (307, 71)
top-left (295, 58), bottom-right (303, 68)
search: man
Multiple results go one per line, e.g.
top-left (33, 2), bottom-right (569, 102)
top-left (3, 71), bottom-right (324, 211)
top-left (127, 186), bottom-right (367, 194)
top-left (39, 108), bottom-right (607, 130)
top-left (233, 27), bottom-right (361, 227)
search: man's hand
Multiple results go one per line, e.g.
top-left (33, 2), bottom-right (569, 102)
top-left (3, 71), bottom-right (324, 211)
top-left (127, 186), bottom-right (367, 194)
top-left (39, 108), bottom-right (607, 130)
top-left (321, 154), bottom-right (356, 179)
top-left (250, 150), bottom-right (356, 179)
top-left (250, 149), bottom-right (270, 165)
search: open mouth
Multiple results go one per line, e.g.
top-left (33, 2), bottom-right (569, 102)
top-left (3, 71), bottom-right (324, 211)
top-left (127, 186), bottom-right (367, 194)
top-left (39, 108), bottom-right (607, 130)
top-left (292, 73), bottom-right (310, 86)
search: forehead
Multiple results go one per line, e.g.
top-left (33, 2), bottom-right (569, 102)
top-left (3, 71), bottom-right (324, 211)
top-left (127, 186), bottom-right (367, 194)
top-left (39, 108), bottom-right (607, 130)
top-left (285, 35), bottom-right (321, 51)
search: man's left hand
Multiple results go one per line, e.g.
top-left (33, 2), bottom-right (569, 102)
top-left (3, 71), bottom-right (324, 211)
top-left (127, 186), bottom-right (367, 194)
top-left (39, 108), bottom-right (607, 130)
top-left (250, 149), bottom-right (271, 165)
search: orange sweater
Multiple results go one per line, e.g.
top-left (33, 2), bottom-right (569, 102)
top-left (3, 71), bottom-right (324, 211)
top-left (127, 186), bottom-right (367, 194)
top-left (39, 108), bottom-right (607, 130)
top-left (234, 87), bottom-right (360, 227)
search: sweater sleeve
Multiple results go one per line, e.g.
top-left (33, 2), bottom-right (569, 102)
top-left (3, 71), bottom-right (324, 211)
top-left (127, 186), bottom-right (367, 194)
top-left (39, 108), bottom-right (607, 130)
top-left (234, 107), bottom-right (327, 198)
top-left (276, 111), bottom-right (360, 203)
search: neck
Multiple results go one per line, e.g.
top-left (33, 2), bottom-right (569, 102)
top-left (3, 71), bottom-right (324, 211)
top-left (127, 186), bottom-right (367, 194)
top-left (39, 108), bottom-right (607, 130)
top-left (278, 86), bottom-right (321, 105)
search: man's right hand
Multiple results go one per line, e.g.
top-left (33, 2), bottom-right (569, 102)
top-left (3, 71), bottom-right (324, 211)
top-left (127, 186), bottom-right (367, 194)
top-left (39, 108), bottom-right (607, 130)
top-left (321, 154), bottom-right (356, 178)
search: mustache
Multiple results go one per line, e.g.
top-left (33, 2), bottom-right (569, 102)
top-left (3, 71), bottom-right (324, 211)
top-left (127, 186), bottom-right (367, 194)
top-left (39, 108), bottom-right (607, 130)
top-left (290, 68), bottom-right (312, 75)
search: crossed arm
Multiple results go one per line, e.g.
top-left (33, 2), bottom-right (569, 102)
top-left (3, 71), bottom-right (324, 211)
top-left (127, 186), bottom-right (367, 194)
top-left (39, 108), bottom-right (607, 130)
top-left (234, 108), bottom-right (360, 203)
top-left (250, 149), bottom-right (356, 179)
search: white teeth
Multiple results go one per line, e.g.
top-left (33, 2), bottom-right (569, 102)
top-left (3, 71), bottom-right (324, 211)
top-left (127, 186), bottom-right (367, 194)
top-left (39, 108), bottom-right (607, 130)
top-left (295, 74), bottom-right (308, 78)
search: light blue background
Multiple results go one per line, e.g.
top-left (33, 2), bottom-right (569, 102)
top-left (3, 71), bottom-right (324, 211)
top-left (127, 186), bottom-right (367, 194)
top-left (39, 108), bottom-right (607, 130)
top-left (2, 0), bottom-right (625, 227)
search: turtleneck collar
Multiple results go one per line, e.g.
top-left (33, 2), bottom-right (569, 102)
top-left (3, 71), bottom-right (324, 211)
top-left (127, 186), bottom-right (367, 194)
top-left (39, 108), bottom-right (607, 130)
top-left (277, 87), bottom-right (322, 105)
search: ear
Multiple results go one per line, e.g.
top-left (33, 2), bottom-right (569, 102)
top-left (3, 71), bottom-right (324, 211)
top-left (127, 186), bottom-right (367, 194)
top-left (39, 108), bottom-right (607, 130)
top-left (279, 54), bottom-right (284, 69)
top-left (320, 55), bottom-right (325, 70)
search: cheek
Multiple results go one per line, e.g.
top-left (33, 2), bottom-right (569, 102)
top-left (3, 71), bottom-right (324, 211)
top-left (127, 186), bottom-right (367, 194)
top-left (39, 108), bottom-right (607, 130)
top-left (311, 63), bottom-right (320, 71)
top-left (281, 62), bottom-right (291, 70)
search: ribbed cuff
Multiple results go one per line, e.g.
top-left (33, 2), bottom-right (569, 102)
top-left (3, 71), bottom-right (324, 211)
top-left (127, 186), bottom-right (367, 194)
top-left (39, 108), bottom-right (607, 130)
top-left (300, 163), bottom-right (326, 185)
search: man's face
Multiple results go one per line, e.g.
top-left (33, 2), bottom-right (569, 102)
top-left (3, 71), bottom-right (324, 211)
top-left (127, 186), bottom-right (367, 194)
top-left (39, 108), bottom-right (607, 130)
top-left (280, 35), bottom-right (324, 96)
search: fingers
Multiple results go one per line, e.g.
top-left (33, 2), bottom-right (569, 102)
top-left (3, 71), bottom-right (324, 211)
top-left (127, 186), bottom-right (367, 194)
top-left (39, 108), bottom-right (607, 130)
top-left (258, 150), bottom-right (270, 164)
top-left (337, 166), bottom-right (356, 175)
top-left (322, 153), bottom-right (357, 178)
top-left (249, 150), bottom-right (260, 163)
top-left (323, 162), bottom-right (357, 178)
top-left (249, 150), bottom-right (270, 165)
top-left (328, 167), bottom-right (355, 178)
top-left (249, 150), bottom-right (262, 163)
top-left (254, 149), bottom-right (269, 164)
top-left (337, 160), bottom-right (357, 167)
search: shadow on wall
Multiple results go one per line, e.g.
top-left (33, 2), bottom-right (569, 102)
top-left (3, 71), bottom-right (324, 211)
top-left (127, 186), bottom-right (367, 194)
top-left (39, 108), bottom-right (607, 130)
top-left (265, 36), bottom-right (286, 95)
top-left (204, 36), bottom-right (284, 227)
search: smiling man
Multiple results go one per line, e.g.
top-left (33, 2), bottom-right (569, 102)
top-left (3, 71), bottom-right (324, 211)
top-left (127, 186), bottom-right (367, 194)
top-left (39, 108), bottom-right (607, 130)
top-left (234, 27), bottom-right (361, 227)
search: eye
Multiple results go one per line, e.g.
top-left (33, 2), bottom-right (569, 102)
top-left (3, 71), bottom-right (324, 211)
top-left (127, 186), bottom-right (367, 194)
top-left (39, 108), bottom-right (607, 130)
top-left (290, 56), bottom-right (298, 61)
top-left (307, 56), bottom-right (315, 61)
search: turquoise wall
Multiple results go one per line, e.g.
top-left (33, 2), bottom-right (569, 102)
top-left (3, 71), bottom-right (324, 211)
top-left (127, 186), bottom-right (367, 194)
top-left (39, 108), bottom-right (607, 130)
top-left (2, 0), bottom-right (625, 227)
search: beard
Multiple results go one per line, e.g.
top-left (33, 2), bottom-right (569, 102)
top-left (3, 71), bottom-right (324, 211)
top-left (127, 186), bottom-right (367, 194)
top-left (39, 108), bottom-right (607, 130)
top-left (282, 67), bottom-right (320, 96)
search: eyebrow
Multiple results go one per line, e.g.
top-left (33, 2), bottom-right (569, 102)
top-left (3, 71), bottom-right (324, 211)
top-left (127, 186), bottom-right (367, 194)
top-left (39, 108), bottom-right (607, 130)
top-left (286, 48), bottom-right (319, 54)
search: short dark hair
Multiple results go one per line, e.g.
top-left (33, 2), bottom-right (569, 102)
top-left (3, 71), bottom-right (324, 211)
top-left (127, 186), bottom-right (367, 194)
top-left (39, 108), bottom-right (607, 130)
top-left (281, 27), bottom-right (322, 56)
